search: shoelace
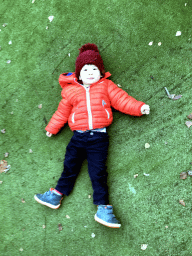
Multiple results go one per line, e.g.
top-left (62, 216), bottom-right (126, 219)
top-left (103, 206), bottom-right (116, 218)
top-left (44, 190), bottom-right (52, 197)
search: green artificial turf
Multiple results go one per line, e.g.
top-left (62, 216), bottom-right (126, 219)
top-left (1, 0), bottom-right (192, 255)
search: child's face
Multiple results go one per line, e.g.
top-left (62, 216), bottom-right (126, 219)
top-left (79, 64), bottom-right (102, 85)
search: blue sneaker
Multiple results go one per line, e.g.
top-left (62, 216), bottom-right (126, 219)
top-left (94, 205), bottom-right (121, 228)
top-left (34, 188), bottom-right (63, 209)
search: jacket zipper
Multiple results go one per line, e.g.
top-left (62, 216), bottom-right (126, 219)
top-left (72, 112), bottom-right (75, 123)
top-left (105, 109), bottom-right (110, 119)
top-left (85, 87), bottom-right (93, 130)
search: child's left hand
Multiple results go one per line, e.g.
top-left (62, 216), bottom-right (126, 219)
top-left (141, 104), bottom-right (150, 115)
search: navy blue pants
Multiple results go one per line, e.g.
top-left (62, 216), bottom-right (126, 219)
top-left (55, 131), bottom-right (109, 205)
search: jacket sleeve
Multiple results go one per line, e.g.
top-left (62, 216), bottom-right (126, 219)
top-left (108, 80), bottom-right (145, 116)
top-left (45, 90), bottom-right (72, 134)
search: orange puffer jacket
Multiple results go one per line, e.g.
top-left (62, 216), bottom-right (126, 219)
top-left (45, 72), bottom-right (145, 134)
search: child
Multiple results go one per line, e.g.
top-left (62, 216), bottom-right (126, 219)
top-left (34, 43), bottom-right (150, 228)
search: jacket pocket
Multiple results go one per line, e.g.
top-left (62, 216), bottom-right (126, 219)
top-left (72, 112), bottom-right (75, 123)
top-left (105, 109), bottom-right (110, 119)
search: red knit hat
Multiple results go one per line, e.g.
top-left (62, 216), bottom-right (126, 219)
top-left (75, 43), bottom-right (105, 79)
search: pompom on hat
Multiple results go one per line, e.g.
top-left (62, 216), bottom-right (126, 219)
top-left (75, 43), bottom-right (105, 79)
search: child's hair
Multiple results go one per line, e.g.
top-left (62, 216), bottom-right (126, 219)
top-left (75, 43), bottom-right (105, 80)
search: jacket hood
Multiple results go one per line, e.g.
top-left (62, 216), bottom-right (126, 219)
top-left (59, 72), bottom-right (111, 89)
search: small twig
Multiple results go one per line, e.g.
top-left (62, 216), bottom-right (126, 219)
top-left (164, 87), bottom-right (170, 96)
top-left (164, 87), bottom-right (175, 99)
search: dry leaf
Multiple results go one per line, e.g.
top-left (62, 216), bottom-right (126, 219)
top-left (173, 95), bottom-right (182, 100)
top-left (21, 198), bottom-right (25, 203)
top-left (0, 181), bottom-right (3, 184)
top-left (29, 149), bottom-right (33, 153)
top-left (134, 174), bottom-right (138, 178)
top-left (58, 223), bottom-right (63, 231)
top-left (88, 195), bottom-right (91, 198)
top-left (187, 113), bottom-right (192, 119)
top-left (0, 160), bottom-right (8, 173)
top-left (168, 94), bottom-right (175, 99)
top-left (1, 129), bottom-right (6, 133)
top-left (91, 233), bottom-right (95, 238)
top-left (6, 60), bottom-right (11, 64)
top-left (66, 215), bottom-right (70, 219)
top-left (42, 225), bottom-right (46, 229)
top-left (179, 200), bottom-right (185, 206)
top-left (164, 87), bottom-right (182, 100)
top-left (19, 248), bottom-right (23, 252)
top-left (2, 23), bottom-right (8, 27)
top-left (4, 152), bottom-right (9, 158)
top-left (180, 172), bottom-right (188, 179)
top-left (38, 104), bottom-right (42, 109)
top-left (188, 170), bottom-right (192, 176)
top-left (185, 121), bottom-right (192, 128)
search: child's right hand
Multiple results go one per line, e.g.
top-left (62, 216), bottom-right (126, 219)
top-left (46, 131), bottom-right (52, 137)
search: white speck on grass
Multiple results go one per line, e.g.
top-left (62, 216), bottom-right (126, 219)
top-left (176, 31), bottom-right (181, 36)
top-left (148, 41), bottom-right (153, 46)
top-left (48, 16), bottom-right (54, 22)
top-left (141, 244), bottom-right (148, 250)
top-left (128, 183), bottom-right (136, 194)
